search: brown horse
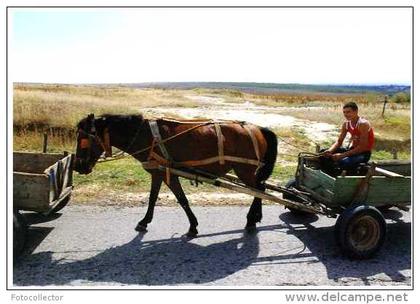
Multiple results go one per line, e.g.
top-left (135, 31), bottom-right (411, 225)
top-left (74, 114), bottom-right (278, 237)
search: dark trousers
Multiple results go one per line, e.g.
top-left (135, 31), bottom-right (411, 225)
top-left (320, 147), bottom-right (371, 175)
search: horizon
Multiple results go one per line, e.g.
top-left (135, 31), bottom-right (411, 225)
top-left (14, 81), bottom-right (411, 87)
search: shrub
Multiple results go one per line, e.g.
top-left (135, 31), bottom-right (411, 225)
top-left (390, 92), bottom-right (410, 104)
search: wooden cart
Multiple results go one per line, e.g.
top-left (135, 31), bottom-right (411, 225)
top-left (13, 151), bottom-right (74, 256)
top-left (286, 154), bottom-right (411, 259)
top-left (155, 154), bottom-right (411, 259)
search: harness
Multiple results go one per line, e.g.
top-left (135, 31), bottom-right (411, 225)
top-left (143, 119), bottom-right (263, 181)
top-left (78, 128), bottom-right (112, 158)
top-left (78, 117), bottom-right (265, 184)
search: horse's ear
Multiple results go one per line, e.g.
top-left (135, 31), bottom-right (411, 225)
top-left (87, 114), bottom-right (96, 132)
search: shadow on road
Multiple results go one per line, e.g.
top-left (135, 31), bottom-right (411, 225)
top-left (14, 228), bottom-right (261, 286)
top-left (278, 209), bottom-right (411, 285)
top-left (13, 209), bottom-right (410, 286)
top-left (23, 212), bottom-right (62, 225)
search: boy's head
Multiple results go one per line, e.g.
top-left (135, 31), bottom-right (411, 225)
top-left (343, 102), bottom-right (359, 121)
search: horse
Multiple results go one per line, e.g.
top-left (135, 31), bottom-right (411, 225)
top-left (74, 113), bottom-right (278, 237)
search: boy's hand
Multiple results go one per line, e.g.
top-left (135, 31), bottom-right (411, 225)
top-left (332, 153), bottom-right (345, 161)
top-left (322, 150), bottom-right (333, 157)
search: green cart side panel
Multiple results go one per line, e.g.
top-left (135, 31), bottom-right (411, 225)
top-left (333, 176), bottom-right (411, 207)
top-left (300, 166), bottom-right (335, 203)
top-left (299, 162), bottom-right (411, 208)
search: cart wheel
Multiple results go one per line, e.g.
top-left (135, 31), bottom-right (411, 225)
top-left (13, 210), bottom-right (27, 257)
top-left (44, 194), bottom-right (72, 216)
top-left (335, 205), bottom-right (386, 259)
top-left (283, 179), bottom-right (313, 216)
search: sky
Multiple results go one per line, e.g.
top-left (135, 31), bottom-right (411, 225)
top-left (9, 7), bottom-right (412, 85)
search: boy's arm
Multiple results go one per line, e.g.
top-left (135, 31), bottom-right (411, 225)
top-left (323, 123), bottom-right (347, 155)
top-left (341, 122), bottom-right (370, 157)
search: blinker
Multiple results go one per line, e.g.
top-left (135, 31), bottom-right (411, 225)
top-left (80, 138), bottom-right (90, 149)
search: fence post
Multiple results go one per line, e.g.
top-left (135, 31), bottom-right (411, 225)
top-left (392, 148), bottom-right (398, 160)
top-left (381, 96), bottom-right (388, 118)
top-left (43, 132), bottom-right (48, 153)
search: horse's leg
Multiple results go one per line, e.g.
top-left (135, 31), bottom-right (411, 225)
top-left (165, 175), bottom-right (198, 237)
top-left (233, 165), bottom-right (265, 232)
top-left (135, 172), bottom-right (163, 232)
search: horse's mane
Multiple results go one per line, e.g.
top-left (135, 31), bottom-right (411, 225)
top-left (99, 114), bottom-right (144, 125)
top-left (77, 114), bottom-right (145, 129)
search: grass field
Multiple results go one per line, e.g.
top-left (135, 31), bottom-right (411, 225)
top-left (13, 83), bottom-right (411, 205)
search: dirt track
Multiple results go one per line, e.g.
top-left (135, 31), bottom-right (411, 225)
top-left (14, 204), bottom-right (411, 287)
top-left (143, 95), bottom-right (339, 153)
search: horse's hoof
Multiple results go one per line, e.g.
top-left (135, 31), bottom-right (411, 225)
top-left (184, 228), bottom-right (198, 239)
top-left (186, 232), bottom-right (197, 238)
top-left (182, 233), bottom-right (197, 240)
top-left (135, 224), bottom-right (148, 232)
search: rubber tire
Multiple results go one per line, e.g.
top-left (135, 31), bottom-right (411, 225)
top-left (335, 205), bottom-right (386, 259)
top-left (284, 179), bottom-right (312, 216)
top-left (13, 210), bottom-right (27, 257)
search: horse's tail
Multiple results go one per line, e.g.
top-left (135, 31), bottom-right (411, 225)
top-left (256, 127), bottom-right (278, 182)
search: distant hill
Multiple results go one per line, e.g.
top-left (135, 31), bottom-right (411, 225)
top-left (122, 82), bottom-right (410, 95)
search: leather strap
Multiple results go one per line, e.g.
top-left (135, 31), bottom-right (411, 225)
top-left (244, 124), bottom-right (261, 162)
top-left (141, 155), bottom-right (263, 170)
top-left (103, 128), bottom-right (112, 157)
top-left (149, 120), bottom-right (172, 161)
top-left (214, 123), bottom-right (225, 165)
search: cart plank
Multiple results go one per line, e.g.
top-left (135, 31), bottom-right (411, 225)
top-left (14, 152), bottom-right (63, 174)
top-left (301, 166), bottom-right (335, 203)
top-left (13, 172), bottom-right (50, 211)
top-left (333, 176), bottom-right (411, 206)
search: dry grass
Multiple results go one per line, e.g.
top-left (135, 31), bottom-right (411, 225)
top-left (13, 83), bottom-right (410, 153)
top-left (191, 87), bottom-right (411, 142)
top-left (272, 103), bottom-right (410, 141)
top-left (13, 83), bottom-right (198, 130)
top-left (13, 130), bottom-right (76, 152)
top-left (205, 88), bottom-right (410, 143)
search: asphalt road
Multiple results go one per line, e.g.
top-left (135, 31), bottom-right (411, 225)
top-left (13, 205), bottom-right (411, 287)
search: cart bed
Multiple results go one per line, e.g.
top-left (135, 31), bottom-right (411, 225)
top-left (298, 160), bottom-right (411, 208)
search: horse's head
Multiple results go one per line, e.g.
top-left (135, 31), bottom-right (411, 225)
top-left (74, 114), bottom-right (111, 174)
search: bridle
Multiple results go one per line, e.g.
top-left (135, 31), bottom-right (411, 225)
top-left (77, 126), bottom-right (112, 164)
